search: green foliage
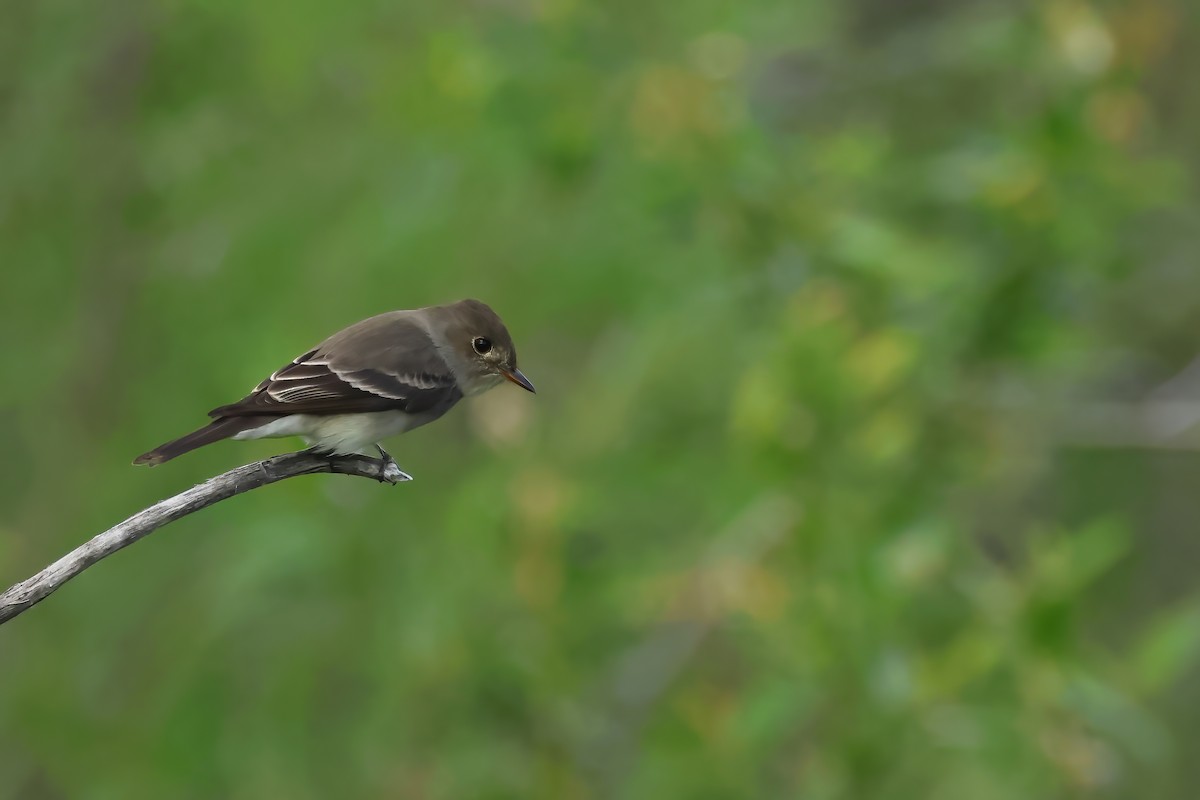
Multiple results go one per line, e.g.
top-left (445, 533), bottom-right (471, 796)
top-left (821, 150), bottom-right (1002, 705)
top-left (2, 0), bottom-right (1199, 797)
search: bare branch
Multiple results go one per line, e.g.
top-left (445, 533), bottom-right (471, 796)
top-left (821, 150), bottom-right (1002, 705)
top-left (0, 452), bottom-right (410, 625)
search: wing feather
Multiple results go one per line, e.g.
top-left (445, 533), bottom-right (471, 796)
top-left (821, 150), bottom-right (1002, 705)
top-left (209, 315), bottom-right (462, 418)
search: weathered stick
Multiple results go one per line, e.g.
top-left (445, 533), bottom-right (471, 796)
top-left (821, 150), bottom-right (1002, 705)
top-left (0, 451), bottom-right (410, 625)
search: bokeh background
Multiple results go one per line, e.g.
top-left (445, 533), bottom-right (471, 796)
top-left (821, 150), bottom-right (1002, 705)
top-left (3, 0), bottom-right (1200, 797)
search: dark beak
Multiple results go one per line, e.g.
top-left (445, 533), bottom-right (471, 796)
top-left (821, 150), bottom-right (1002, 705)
top-left (502, 367), bottom-right (536, 394)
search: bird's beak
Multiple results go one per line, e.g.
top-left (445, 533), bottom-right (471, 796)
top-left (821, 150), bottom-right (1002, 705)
top-left (502, 367), bottom-right (536, 393)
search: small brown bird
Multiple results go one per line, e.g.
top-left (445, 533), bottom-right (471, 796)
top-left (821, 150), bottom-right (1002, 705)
top-left (134, 299), bottom-right (535, 471)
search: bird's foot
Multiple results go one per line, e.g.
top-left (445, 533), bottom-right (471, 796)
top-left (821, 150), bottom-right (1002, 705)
top-left (375, 444), bottom-right (413, 484)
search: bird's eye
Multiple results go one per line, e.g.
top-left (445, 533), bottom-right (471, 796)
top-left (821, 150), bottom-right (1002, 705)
top-left (472, 337), bottom-right (493, 355)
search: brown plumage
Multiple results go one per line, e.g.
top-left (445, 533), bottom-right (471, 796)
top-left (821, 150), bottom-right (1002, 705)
top-left (134, 299), bottom-right (534, 466)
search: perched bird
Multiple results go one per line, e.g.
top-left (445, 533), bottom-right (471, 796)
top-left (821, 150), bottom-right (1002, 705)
top-left (134, 299), bottom-right (535, 472)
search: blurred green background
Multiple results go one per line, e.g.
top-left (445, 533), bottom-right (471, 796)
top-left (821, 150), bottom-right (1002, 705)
top-left (3, 0), bottom-right (1200, 797)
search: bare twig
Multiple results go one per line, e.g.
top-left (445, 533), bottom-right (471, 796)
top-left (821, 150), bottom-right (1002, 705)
top-left (0, 452), bottom-right (410, 625)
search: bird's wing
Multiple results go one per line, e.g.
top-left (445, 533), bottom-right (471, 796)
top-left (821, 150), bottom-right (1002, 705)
top-left (209, 313), bottom-right (462, 418)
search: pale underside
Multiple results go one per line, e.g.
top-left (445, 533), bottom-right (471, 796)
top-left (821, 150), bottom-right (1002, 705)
top-left (231, 410), bottom-right (434, 455)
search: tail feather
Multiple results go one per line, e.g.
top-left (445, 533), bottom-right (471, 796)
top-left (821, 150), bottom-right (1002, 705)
top-left (133, 417), bottom-right (268, 466)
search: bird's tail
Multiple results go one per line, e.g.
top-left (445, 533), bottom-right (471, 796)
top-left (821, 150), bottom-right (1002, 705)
top-left (133, 417), bottom-right (267, 466)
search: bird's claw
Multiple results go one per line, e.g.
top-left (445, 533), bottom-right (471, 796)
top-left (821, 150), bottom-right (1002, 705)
top-left (375, 445), bottom-right (412, 484)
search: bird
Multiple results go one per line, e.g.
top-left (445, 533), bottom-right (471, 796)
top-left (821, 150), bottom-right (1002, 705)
top-left (133, 299), bottom-right (535, 473)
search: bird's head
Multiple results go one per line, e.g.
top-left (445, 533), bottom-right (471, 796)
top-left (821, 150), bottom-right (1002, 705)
top-left (440, 299), bottom-right (535, 395)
